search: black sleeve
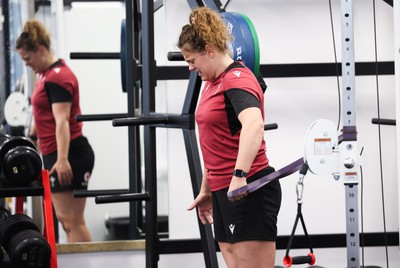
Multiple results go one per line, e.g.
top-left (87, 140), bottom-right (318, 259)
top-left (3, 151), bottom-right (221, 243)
top-left (256, 73), bottom-right (267, 93)
top-left (45, 82), bottom-right (72, 104)
top-left (225, 88), bottom-right (261, 116)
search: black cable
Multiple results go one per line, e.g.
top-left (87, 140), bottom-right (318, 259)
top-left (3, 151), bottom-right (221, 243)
top-left (372, 0), bottom-right (390, 267)
top-left (328, 0), bottom-right (342, 131)
top-left (360, 154), bottom-right (365, 267)
top-left (222, 0), bottom-right (232, 11)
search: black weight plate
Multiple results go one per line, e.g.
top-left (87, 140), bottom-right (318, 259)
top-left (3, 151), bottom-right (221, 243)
top-left (120, 19), bottom-right (127, 93)
top-left (0, 207), bottom-right (11, 225)
top-left (8, 229), bottom-right (51, 268)
top-left (0, 215), bottom-right (39, 247)
top-left (0, 134), bottom-right (11, 147)
top-left (0, 136), bottom-right (36, 163)
top-left (2, 146), bottom-right (42, 185)
top-left (0, 246), bottom-right (3, 267)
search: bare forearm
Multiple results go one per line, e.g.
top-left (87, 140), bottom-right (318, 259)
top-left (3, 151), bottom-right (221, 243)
top-left (55, 120), bottom-right (70, 160)
top-left (235, 120), bottom-right (264, 172)
top-left (200, 168), bottom-right (211, 194)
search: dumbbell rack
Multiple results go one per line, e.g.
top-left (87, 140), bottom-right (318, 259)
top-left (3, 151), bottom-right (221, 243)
top-left (0, 169), bottom-right (58, 268)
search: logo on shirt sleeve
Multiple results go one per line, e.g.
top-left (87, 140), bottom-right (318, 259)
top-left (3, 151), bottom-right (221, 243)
top-left (233, 71), bottom-right (241, 77)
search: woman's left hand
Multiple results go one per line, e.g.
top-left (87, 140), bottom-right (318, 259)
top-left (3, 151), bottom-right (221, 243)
top-left (228, 177), bottom-right (248, 202)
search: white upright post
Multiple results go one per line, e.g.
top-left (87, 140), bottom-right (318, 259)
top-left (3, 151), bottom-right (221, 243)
top-left (394, 0), bottom-right (400, 243)
top-left (51, 0), bottom-right (65, 59)
top-left (340, 1), bottom-right (360, 267)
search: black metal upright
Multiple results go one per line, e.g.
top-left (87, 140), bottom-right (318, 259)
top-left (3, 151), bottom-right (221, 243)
top-left (119, 1), bottom-right (220, 266)
top-left (2, 0), bottom-right (11, 98)
top-left (0, 1), bottom-right (6, 124)
top-left (141, 0), bottom-right (159, 266)
top-left (182, 72), bottom-right (219, 267)
top-left (124, 0), bottom-right (142, 239)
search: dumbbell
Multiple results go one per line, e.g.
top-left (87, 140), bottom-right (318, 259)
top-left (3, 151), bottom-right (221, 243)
top-left (0, 206), bottom-right (9, 267)
top-left (0, 207), bottom-right (51, 268)
top-left (0, 134), bottom-right (42, 185)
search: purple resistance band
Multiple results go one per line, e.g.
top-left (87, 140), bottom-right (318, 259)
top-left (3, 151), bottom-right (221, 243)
top-left (227, 157), bottom-right (305, 199)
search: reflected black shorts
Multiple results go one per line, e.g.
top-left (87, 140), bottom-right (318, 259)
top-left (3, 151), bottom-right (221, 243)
top-left (212, 166), bottom-right (282, 243)
top-left (43, 136), bottom-right (95, 193)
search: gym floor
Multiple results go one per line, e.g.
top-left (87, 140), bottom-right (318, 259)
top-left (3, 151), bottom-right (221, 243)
top-left (56, 244), bottom-right (399, 267)
top-left (160, 247), bottom-right (399, 268)
top-left (274, 247), bottom-right (399, 268)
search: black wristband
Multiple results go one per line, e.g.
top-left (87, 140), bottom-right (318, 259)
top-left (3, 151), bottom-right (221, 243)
top-left (232, 169), bottom-right (248, 177)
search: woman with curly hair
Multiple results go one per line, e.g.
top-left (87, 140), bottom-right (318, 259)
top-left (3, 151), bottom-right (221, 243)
top-left (16, 19), bottom-right (94, 243)
top-left (179, 7), bottom-right (281, 268)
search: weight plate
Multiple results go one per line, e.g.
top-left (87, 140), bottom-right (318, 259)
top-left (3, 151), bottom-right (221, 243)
top-left (221, 12), bottom-right (257, 74)
top-left (8, 229), bottom-right (51, 268)
top-left (4, 92), bottom-right (30, 127)
top-left (240, 13), bottom-right (260, 76)
top-left (120, 19), bottom-right (127, 93)
top-left (3, 146), bottom-right (42, 185)
top-left (0, 215), bottom-right (39, 247)
top-left (0, 136), bottom-right (36, 166)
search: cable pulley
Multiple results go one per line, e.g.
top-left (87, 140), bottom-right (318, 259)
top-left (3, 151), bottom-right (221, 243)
top-left (283, 162), bottom-right (316, 267)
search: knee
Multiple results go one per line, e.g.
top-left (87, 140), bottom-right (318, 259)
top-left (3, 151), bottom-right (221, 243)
top-left (220, 243), bottom-right (235, 256)
top-left (56, 211), bottom-right (83, 233)
top-left (55, 212), bottom-right (71, 233)
top-left (225, 244), bottom-right (234, 255)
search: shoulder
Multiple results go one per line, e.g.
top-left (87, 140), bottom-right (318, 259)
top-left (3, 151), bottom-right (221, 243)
top-left (223, 62), bottom-right (263, 98)
top-left (224, 63), bottom-right (257, 86)
top-left (225, 61), bottom-right (254, 79)
top-left (46, 60), bottom-right (77, 83)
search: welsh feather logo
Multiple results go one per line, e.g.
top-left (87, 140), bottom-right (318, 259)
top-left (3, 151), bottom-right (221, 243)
top-left (50, 176), bottom-right (56, 187)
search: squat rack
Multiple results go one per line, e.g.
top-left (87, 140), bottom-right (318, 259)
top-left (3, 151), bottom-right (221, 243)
top-left (72, 0), bottom-right (382, 268)
top-left (74, 0), bottom-right (221, 267)
top-left (111, 1), bottom-right (219, 266)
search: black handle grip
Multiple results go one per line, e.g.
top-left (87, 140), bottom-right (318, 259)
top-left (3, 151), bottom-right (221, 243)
top-left (264, 123), bottom-right (278, 131)
top-left (95, 192), bottom-right (150, 204)
top-left (371, 118), bottom-right (396, 126)
top-left (76, 113), bottom-right (128, 122)
top-left (112, 115), bottom-right (169, 127)
top-left (291, 255), bottom-right (312, 264)
top-left (167, 51), bottom-right (184, 61)
top-left (283, 253), bottom-right (315, 267)
top-left (70, 52), bottom-right (120, 60)
top-left (74, 189), bottom-right (129, 198)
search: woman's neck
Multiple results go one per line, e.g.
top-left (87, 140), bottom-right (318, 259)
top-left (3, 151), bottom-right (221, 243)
top-left (43, 54), bottom-right (58, 71)
top-left (215, 53), bottom-right (234, 78)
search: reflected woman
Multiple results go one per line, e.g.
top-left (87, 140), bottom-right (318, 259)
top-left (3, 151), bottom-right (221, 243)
top-left (16, 19), bottom-right (94, 242)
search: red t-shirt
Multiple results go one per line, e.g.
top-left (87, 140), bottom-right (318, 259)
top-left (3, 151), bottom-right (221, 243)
top-left (31, 59), bottom-right (82, 155)
top-left (196, 62), bottom-right (269, 191)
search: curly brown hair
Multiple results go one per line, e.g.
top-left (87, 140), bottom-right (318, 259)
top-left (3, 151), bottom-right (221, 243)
top-left (16, 19), bottom-right (51, 52)
top-left (178, 7), bottom-right (231, 53)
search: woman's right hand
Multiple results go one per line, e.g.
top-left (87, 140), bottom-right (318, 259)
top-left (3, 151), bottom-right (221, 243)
top-left (49, 158), bottom-right (73, 186)
top-left (187, 192), bottom-right (213, 225)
